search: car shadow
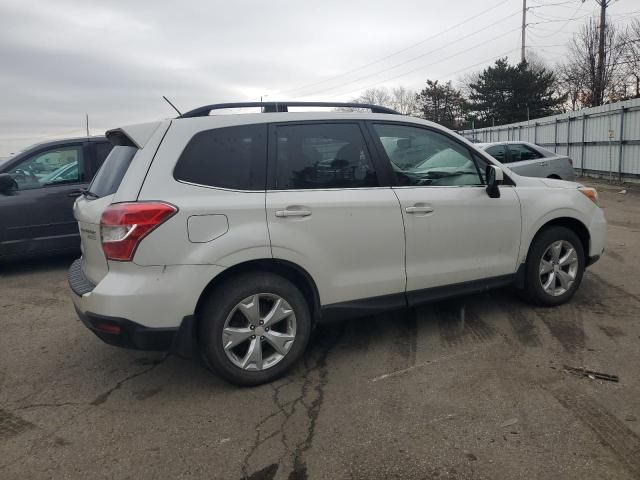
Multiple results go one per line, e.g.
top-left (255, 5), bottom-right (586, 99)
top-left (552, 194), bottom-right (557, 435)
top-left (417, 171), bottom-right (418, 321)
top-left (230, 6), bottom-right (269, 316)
top-left (0, 252), bottom-right (78, 277)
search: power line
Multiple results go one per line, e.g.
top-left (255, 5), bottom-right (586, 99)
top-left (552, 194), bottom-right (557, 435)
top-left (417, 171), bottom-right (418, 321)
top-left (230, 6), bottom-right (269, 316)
top-left (432, 48), bottom-right (521, 80)
top-left (319, 34), bottom-right (521, 100)
top-left (530, 0), bottom-right (585, 10)
top-left (272, 0), bottom-right (512, 97)
top-left (530, 0), bottom-right (580, 7)
top-left (528, 0), bottom-right (586, 38)
top-left (295, 21), bottom-right (522, 99)
top-left (528, 11), bottom-right (592, 23)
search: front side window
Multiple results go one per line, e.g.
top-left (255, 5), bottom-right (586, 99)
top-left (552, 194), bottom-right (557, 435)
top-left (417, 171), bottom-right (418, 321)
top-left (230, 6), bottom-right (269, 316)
top-left (484, 144), bottom-right (509, 163)
top-left (507, 143), bottom-right (543, 162)
top-left (7, 145), bottom-right (83, 190)
top-left (275, 123), bottom-right (377, 190)
top-left (174, 124), bottom-right (267, 190)
top-left (373, 124), bottom-right (483, 187)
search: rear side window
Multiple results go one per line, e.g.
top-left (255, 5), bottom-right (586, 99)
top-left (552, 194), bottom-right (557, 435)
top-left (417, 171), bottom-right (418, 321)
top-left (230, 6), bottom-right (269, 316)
top-left (485, 145), bottom-right (509, 163)
top-left (88, 146), bottom-right (137, 197)
top-left (174, 124), bottom-right (267, 190)
top-left (507, 143), bottom-right (543, 161)
top-left (275, 123), bottom-right (377, 190)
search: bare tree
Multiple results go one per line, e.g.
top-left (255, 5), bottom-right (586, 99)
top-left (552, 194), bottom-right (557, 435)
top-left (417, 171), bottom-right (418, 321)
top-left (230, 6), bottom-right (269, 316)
top-left (349, 86), bottom-right (417, 114)
top-left (557, 61), bottom-right (587, 111)
top-left (620, 19), bottom-right (640, 98)
top-left (390, 86), bottom-right (418, 115)
top-left (457, 71), bottom-right (480, 100)
top-left (352, 88), bottom-right (392, 107)
top-left (524, 50), bottom-right (549, 75)
top-left (563, 18), bottom-right (624, 107)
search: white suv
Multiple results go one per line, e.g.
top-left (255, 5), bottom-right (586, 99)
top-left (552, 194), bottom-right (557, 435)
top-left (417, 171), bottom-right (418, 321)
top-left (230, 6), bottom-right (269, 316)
top-left (68, 101), bottom-right (606, 386)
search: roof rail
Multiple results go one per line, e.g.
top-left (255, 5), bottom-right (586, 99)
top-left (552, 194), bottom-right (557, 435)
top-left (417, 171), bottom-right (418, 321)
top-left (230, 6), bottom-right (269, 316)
top-left (178, 101), bottom-right (400, 118)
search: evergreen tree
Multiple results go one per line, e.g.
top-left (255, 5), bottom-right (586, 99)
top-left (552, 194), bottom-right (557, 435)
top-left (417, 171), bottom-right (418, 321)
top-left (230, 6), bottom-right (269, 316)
top-left (415, 80), bottom-right (467, 129)
top-left (467, 58), bottom-right (565, 127)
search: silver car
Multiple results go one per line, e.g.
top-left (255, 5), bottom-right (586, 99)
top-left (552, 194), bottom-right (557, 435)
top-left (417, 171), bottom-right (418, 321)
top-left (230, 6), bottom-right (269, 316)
top-left (477, 141), bottom-right (575, 181)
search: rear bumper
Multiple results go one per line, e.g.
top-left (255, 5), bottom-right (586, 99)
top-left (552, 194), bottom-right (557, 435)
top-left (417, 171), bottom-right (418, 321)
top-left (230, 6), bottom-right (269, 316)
top-left (68, 258), bottom-right (224, 355)
top-left (74, 307), bottom-right (185, 351)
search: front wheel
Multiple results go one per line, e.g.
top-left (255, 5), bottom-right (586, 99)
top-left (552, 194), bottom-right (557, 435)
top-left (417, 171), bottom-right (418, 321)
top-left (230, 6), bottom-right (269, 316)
top-left (523, 226), bottom-right (585, 306)
top-left (198, 273), bottom-right (312, 386)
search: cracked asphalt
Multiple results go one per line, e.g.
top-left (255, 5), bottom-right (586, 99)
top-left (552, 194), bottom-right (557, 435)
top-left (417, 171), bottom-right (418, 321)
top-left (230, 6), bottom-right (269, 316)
top-left (1, 179), bottom-right (640, 480)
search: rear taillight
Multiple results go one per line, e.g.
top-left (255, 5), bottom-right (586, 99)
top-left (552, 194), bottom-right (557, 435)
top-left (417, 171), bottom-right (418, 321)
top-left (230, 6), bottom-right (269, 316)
top-left (568, 158), bottom-right (573, 166)
top-left (100, 202), bottom-right (177, 261)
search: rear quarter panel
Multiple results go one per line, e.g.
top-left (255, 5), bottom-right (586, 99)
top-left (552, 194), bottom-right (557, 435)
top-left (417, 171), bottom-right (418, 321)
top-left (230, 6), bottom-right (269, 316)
top-left (549, 156), bottom-right (576, 181)
top-left (134, 118), bottom-right (271, 267)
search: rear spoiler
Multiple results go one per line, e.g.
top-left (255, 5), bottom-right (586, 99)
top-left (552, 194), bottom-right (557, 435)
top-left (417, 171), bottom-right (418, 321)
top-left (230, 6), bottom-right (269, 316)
top-left (106, 121), bottom-right (165, 149)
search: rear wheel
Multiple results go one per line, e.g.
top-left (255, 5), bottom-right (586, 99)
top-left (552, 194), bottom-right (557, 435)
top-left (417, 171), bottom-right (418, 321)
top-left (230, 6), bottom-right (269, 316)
top-left (198, 273), bottom-right (311, 386)
top-left (523, 226), bottom-right (585, 306)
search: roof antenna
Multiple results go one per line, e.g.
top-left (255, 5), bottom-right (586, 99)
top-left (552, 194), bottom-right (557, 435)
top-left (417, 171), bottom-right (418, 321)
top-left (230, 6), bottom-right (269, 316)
top-left (162, 96), bottom-right (182, 116)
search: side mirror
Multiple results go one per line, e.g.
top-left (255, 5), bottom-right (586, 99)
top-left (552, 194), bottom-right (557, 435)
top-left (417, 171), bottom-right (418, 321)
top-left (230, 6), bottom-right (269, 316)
top-left (485, 165), bottom-right (503, 198)
top-left (0, 173), bottom-right (18, 195)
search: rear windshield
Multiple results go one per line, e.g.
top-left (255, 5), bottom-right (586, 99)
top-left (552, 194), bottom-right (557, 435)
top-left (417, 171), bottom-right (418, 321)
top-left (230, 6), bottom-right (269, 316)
top-left (88, 145), bottom-right (137, 197)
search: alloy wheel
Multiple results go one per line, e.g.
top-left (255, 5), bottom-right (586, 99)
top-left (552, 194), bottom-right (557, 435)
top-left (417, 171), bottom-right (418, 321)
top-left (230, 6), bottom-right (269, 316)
top-left (221, 293), bottom-right (297, 371)
top-left (539, 240), bottom-right (579, 297)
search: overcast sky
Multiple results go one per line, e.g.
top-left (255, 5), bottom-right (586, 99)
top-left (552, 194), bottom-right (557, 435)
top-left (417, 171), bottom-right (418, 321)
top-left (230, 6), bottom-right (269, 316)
top-left (1, 0), bottom-right (638, 156)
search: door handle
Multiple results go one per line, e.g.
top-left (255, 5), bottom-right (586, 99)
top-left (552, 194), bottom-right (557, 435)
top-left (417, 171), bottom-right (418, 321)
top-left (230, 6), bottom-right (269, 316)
top-left (67, 190), bottom-right (83, 198)
top-left (405, 206), bottom-right (434, 214)
top-left (275, 209), bottom-right (312, 218)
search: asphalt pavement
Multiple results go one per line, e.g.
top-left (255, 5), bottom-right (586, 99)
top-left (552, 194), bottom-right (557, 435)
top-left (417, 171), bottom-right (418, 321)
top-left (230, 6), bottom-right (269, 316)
top-left (1, 179), bottom-right (639, 479)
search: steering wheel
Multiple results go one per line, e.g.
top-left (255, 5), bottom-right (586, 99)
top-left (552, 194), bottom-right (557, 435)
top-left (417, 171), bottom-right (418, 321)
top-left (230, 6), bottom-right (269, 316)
top-left (14, 168), bottom-right (38, 180)
top-left (11, 168), bottom-right (39, 187)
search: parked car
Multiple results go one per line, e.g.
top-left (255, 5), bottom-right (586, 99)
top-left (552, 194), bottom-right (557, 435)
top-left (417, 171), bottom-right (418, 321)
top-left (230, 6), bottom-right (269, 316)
top-left (0, 137), bottom-right (113, 259)
top-left (68, 101), bottom-right (606, 386)
top-left (477, 141), bottom-right (575, 181)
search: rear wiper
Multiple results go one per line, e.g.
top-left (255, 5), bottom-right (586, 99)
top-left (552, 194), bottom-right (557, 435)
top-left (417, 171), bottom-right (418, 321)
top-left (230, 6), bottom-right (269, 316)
top-left (81, 188), bottom-right (99, 199)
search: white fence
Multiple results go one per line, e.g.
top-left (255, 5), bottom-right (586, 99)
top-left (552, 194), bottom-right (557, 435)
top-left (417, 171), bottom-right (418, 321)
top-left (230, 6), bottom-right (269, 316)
top-left (458, 97), bottom-right (640, 182)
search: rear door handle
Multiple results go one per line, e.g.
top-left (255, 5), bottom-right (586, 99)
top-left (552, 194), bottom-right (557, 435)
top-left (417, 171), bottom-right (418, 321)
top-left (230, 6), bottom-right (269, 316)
top-left (405, 206), bottom-right (434, 214)
top-left (275, 209), bottom-right (312, 218)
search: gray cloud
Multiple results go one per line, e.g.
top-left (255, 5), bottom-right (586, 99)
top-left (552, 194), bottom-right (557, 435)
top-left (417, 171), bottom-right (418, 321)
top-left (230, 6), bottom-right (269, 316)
top-left (1, 0), bottom-right (637, 156)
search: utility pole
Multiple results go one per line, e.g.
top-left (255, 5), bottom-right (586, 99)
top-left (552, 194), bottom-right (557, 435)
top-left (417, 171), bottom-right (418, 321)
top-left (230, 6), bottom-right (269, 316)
top-left (85, 113), bottom-right (89, 137)
top-left (521, 0), bottom-right (527, 62)
top-left (594, 0), bottom-right (611, 106)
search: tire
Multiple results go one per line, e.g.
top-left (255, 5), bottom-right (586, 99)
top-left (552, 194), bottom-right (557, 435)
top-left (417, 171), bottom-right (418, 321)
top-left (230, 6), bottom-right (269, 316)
top-left (523, 226), bottom-right (585, 306)
top-left (198, 272), bottom-right (312, 386)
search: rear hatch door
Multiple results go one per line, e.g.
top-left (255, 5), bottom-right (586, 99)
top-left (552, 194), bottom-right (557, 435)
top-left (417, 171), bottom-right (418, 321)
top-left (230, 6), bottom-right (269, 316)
top-left (74, 195), bottom-right (113, 284)
top-left (74, 145), bottom-right (138, 284)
